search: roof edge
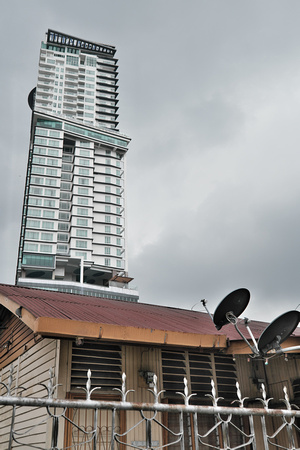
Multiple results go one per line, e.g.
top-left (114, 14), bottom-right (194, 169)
top-left (35, 316), bottom-right (228, 349)
top-left (0, 293), bottom-right (37, 331)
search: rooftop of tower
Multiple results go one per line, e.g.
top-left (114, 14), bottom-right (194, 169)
top-left (46, 29), bottom-right (116, 56)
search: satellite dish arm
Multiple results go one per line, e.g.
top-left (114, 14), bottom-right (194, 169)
top-left (226, 312), bottom-right (259, 356)
top-left (276, 345), bottom-right (300, 355)
top-left (244, 319), bottom-right (260, 353)
top-left (201, 299), bottom-right (214, 322)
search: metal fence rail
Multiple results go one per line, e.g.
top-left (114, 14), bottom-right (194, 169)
top-left (0, 366), bottom-right (300, 449)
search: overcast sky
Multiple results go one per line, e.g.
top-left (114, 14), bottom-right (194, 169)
top-left (2, 0), bottom-right (300, 322)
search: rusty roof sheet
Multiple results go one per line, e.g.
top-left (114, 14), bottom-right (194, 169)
top-left (0, 284), bottom-right (298, 341)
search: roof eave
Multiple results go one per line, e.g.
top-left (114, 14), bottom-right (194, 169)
top-left (0, 293), bottom-right (227, 349)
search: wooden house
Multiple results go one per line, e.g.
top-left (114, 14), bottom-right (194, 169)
top-left (0, 284), bottom-right (299, 448)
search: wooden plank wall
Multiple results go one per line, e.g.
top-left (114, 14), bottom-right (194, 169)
top-left (122, 345), bottom-right (163, 448)
top-left (0, 306), bottom-right (37, 369)
top-left (235, 353), bottom-right (300, 401)
top-left (0, 336), bottom-right (58, 448)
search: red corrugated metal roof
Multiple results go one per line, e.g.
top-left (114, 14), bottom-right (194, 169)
top-left (0, 284), bottom-right (298, 341)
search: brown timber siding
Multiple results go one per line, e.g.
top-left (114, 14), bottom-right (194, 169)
top-left (0, 306), bottom-right (37, 369)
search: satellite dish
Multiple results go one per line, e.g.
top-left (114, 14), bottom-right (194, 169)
top-left (28, 87), bottom-right (36, 110)
top-left (258, 310), bottom-right (300, 355)
top-left (213, 288), bottom-right (250, 330)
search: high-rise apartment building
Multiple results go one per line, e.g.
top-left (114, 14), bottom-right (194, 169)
top-left (16, 30), bottom-right (138, 302)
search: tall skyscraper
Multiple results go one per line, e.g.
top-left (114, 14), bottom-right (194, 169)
top-left (16, 30), bottom-right (138, 302)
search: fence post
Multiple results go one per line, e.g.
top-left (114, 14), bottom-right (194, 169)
top-left (179, 411), bottom-right (185, 450)
top-left (51, 414), bottom-right (59, 449)
top-left (145, 419), bottom-right (152, 450)
top-left (111, 408), bottom-right (116, 450)
top-left (8, 405), bottom-right (16, 450)
top-left (193, 412), bottom-right (199, 450)
top-left (93, 408), bottom-right (98, 450)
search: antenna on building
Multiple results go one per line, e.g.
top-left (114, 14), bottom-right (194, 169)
top-left (201, 288), bottom-right (300, 360)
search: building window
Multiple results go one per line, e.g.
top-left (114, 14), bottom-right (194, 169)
top-left (105, 216), bottom-right (111, 223)
top-left (116, 217), bottom-right (121, 225)
top-left (29, 187), bottom-right (43, 195)
top-left (33, 147), bottom-right (46, 156)
top-left (58, 223), bottom-right (69, 231)
top-left (77, 208), bottom-right (88, 216)
top-left (78, 168), bottom-right (90, 176)
top-left (44, 210), bottom-right (55, 219)
top-left (76, 229), bottom-right (87, 237)
top-left (45, 178), bottom-right (57, 186)
top-left (49, 130), bottom-right (60, 138)
top-left (28, 197), bottom-right (42, 206)
top-left (31, 167), bottom-right (45, 175)
top-left (41, 233), bottom-right (53, 241)
top-left (58, 233), bottom-right (68, 242)
top-left (45, 189), bottom-right (57, 196)
top-left (35, 128), bottom-right (48, 136)
top-left (78, 187), bottom-right (89, 195)
top-left (28, 208), bottom-right (41, 217)
top-left (61, 182), bottom-right (71, 190)
top-left (76, 240), bottom-right (87, 249)
top-left (46, 168), bottom-right (58, 176)
top-left (77, 218), bottom-right (88, 226)
top-left (46, 158), bottom-right (59, 166)
top-left (105, 247), bottom-right (110, 255)
top-left (104, 258), bottom-right (111, 266)
top-left (22, 254), bottom-right (54, 267)
top-left (116, 238), bottom-right (121, 246)
top-left (25, 231), bottom-right (39, 240)
top-left (60, 192), bottom-right (71, 200)
top-left (75, 252), bottom-right (87, 259)
top-left (31, 177), bottom-right (44, 185)
top-left (48, 139), bottom-right (60, 147)
top-left (24, 243), bottom-right (39, 251)
top-left (66, 55), bottom-right (79, 66)
top-left (40, 244), bottom-right (52, 253)
top-left (105, 236), bottom-right (111, 244)
top-left (34, 137), bottom-right (47, 145)
top-left (78, 178), bottom-right (89, 185)
top-left (116, 260), bottom-right (122, 268)
top-left (62, 173), bottom-right (72, 181)
top-left (105, 206), bottom-right (111, 213)
top-left (58, 212), bottom-right (70, 220)
top-left (42, 221), bottom-right (54, 229)
top-left (44, 199), bottom-right (56, 207)
top-left (57, 244), bottom-right (68, 254)
top-left (105, 186), bottom-right (111, 193)
top-left (105, 226), bottom-right (111, 233)
top-left (62, 163), bottom-right (72, 172)
top-left (78, 198), bottom-right (88, 205)
top-left (79, 158), bottom-right (90, 166)
top-left (27, 220), bottom-right (40, 228)
top-left (59, 201), bottom-right (71, 210)
top-left (105, 177), bottom-right (111, 184)
top-left (79, 149), bottom-right (91, 156)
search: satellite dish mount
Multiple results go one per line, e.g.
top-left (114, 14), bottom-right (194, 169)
top-left (201, 289), bottom-right (300, 360)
